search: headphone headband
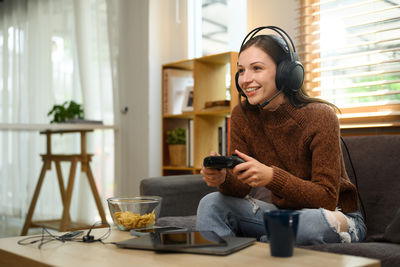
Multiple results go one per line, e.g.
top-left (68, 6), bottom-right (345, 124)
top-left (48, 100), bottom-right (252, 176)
top-left (236, 26), bottom-right (304, 97)
top-left (240, 26), bottom-right (297, 60)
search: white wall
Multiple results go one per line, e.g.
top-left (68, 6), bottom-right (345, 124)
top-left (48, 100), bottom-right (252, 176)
top-left (228, 0), bottom-right (247, 52)
top-left (247, 0), bottom-right (300, 44)
top-left (115, 0), bottom-right (188, 197)
top-left (115, 0), bottom-right (150, 197)
top-left (148, 0), bottom-right (188, 179)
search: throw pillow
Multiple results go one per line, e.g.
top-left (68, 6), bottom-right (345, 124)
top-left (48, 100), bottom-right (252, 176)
top-left (383, 207), bottom-right (400, 243)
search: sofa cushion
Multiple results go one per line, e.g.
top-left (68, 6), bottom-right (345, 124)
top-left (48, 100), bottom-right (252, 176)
top-left (341, 135), bottom-right (400, 237)
top-left (140, 175), bottom-right (217, 217)
top-left (303, 242), bottom-right (400, 267)
top-left (384, 207), bottom-right (400, 243)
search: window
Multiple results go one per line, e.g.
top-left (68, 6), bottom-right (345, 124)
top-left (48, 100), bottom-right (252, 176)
top-left (0, 0), bottom-right (114, 229)
top-left (188, 0), bottom-right (246, 58)
top-left (299, 0), bottom-right (400, 129)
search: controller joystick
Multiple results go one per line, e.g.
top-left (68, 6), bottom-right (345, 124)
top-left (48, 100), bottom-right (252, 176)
top-left (203, 154), bottom-right (245, 169)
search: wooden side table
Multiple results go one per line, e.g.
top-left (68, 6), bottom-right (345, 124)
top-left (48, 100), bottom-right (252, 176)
top-left (21, 129), bottom-right (108, 235)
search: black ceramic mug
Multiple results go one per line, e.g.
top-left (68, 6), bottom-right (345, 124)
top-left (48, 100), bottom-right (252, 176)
top-left (263, 210), bottom-right (300, 257)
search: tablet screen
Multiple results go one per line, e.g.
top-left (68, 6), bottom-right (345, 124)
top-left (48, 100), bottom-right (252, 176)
top-left (150, 230), bottom-right (227, 248)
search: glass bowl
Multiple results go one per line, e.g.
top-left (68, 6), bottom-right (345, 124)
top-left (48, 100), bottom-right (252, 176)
top-left (107, 196), bottom-right (162, 231)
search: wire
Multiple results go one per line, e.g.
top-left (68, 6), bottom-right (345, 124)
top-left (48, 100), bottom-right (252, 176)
top-left (18, 227), bottom-right (64, 249)
top-left (17, 221), bottom-right (111, 249)
top-left (340, 136), bottom-right (367, 222)
top-left (80, 221), bottom-right (111, 243)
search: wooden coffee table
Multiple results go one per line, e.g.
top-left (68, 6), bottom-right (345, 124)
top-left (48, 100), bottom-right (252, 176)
top-left (0, 228), bottom-right (380, 267)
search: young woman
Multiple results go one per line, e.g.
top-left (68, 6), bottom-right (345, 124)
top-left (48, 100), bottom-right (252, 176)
top-left (196, 27), bottom-right (366, 245)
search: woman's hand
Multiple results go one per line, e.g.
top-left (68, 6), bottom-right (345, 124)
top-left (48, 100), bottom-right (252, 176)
top-left (200, 151), bottom-right (226, 187)
top-left (233, 149), bottom-right (273, 187)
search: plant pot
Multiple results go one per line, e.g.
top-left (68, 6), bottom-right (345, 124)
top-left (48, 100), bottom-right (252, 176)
top-left (168, 144), bottom-right (186, 166)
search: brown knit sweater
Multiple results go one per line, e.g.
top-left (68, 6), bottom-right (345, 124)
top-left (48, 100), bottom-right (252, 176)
top-left (218, 99), bottom-right (359, 213)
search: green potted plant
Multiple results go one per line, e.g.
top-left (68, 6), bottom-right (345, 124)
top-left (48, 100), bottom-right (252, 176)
top-left (47, 100), bottom-right (84, 123)
top-left (166, 127), bottom-right (186, 166)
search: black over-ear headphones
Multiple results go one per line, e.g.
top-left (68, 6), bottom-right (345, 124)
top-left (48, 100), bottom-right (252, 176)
top-left (235, 26), bottom-right (304, 97)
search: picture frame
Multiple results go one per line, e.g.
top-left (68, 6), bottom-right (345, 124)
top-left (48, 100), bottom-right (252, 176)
top-left (182, 86), bottom-right (194, 112)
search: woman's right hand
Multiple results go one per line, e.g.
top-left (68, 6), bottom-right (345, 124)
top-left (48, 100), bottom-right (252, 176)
top-left (200, 151), bottom-right (226, 187)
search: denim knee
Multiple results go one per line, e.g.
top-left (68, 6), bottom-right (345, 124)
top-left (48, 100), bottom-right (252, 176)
top-left (196, 192), bottom-right (268, 237)
top-left (196, 192), bottom-right (232, 234)
top-left (296, 208), bottom-right (341, 245)
top-left (197, 192), bottom-right (223, 217)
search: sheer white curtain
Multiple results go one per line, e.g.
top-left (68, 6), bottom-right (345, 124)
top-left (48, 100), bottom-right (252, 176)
top-left (0, 0), bottom-right (115, 229)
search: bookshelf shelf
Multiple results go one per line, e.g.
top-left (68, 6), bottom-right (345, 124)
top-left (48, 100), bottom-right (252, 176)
top-left (163, 113), bottom-right (194, 119)
top-left (196, 109), bottom-right (231, 116)
top-left (162, 52), bottom-right (238, 175)
top-left (162, 166), bottom-right (198, 171)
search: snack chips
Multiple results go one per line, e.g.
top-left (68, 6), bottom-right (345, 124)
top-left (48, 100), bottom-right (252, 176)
top-left (113, 210), bottom-right (155, 230)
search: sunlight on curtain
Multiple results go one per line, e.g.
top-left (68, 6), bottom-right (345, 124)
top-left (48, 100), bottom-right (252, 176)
top-left (0, 0), bottom-right (115, 229)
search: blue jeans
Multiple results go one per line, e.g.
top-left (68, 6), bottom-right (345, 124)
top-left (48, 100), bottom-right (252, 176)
top-left (196, 192), bottom-right (367, 245)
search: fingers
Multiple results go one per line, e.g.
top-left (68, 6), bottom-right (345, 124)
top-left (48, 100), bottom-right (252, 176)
top-left (235, 163), bottom-right (273, 188)
top-left (200, 166), bottom-right (226, 187)
top-left (236, 169), bottom-right (261, 188)
top-left (210, 151), bottom-right (220, 156)
top-left (235, 167), bottom-right (252, 183)
top-left (201, 167), bottom-right (220, 177)
top-left (200, 151), bottom-right (225, 186)
top-left (234, 149), bottom-right (253, 161)
top-left (202, 175), bottom-right (225, 187)
top-left (201, 150), bottom-right (270, 188)
top-left (232, 150), bottom-right (273, 187)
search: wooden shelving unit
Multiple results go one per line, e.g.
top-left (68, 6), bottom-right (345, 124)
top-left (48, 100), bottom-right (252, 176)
top-left (162, 52), bottom-right (238, 175)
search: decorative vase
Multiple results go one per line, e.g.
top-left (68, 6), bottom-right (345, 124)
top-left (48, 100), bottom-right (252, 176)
top-left (168, 144), bottom-right (186, 166)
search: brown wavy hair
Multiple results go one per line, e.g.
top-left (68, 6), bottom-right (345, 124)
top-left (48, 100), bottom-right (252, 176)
top-left (238, 35), bottom-right (340, 113)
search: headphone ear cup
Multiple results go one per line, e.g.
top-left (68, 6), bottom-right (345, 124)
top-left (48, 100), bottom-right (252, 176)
top-left (276, 60), bottom-right (304, 94)
top-left (235, 72), bottom-right (245, 96)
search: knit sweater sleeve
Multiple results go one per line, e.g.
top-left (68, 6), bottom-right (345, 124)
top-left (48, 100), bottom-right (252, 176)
top-left (217, 105), bottom-right (251, 197)
top-left (266, 104), bottom-right (343, 211)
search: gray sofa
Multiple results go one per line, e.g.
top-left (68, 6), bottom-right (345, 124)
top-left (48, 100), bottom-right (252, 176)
top-left (140, 135), bottom-right (400, 266)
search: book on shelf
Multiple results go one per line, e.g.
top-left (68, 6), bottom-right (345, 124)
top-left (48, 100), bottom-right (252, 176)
top-left (218, 116), bottom-right (230, 156)
top-left (189, 119), bottom-right (194, 167)
top-left (186, 121), bottom-right (190, 167)
top-left (218, 126), bottom-right (223, 156)
top-left (163, 68), bottom-right (193, 115)
top-left (226, 115), bottom-right (231, 155)
top-left (184, 119), bottom-right (194, 167)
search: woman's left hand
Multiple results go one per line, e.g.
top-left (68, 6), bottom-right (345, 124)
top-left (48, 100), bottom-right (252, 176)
top-left (232, 149), bottom-right (273, 187)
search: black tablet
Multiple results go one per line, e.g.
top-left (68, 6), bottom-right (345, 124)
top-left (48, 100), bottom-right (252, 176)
top-left (130, 226), bottom-right (185, 237)
top-left (150, 230), bottom-right (227, 249)
top-left (115, 234), bottom-right (256, 256)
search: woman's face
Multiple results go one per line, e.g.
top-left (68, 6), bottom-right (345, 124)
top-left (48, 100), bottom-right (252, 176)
top-left (237, 46), bottom-right (278, 106)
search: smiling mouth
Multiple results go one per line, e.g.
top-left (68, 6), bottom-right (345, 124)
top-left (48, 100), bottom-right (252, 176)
top-left (245, 87), bottom-right (259, 93)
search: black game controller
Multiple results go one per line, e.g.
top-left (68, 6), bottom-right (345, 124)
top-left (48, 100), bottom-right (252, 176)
top-left (203, 154), bottom-right (245, 169)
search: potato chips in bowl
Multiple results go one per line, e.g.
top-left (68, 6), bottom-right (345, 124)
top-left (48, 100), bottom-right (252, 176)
top-left (107, 196), bottom-right (162, 231)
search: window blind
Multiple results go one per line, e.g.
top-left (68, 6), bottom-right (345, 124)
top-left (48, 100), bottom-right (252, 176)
top-left (299, 0), bottom-right (400, 128)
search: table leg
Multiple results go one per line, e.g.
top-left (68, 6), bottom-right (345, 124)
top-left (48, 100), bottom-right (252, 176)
top-left (55, 160), bottom-right (71, 223)
top-left (21, 159), bottom-right (51, 236)
top-left (59, 158), bottom-right (78, 232)
top-left (86, 164), bottom-right (107, 224)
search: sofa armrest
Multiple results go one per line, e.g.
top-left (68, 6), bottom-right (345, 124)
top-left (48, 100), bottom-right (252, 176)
top-left (139, 174), bottom-right (217, 217)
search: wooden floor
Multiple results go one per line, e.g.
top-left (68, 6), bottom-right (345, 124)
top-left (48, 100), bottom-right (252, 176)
top-left (0, 216), bottom-right (43, 238)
